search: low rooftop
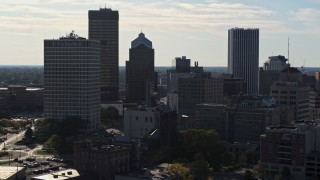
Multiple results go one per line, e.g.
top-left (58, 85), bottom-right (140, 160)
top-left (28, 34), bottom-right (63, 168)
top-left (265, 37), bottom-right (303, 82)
top-left (31, 169), bottom-right (81, 180)
top-left (0, 166), bottom-right (25, 180)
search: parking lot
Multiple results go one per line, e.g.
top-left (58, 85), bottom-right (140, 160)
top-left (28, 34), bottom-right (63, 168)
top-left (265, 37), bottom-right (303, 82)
top-left (7, 156), bottom-right (72, 179)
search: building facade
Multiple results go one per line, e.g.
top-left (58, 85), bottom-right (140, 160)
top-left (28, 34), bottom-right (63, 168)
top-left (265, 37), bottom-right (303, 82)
top-left (195, 104), bottom-right (228, 139)
top-left (74, 139), bottom-right (135, 180)
top-left (167, 92), bottom-right (178, 112)
top-left (124, 107), bottom-right (160, 140)
top-left (123, 106), bottom-right (177, 147)
top-left (228, 28), bottom-right (259, 94)
top-left (89, 8), bottom-right (119, 101)
top-left (259, 68), bottom-right (280, 96)
top-left (260, 122), bottom-right (320, 180)
top-left (0, 86), bottom-right (43, 111)
top-left (172, 56), bottom-right (191, 73)
top-left (178, 77), bottom-right (224, 117)
top-left (263, 55), bottom-right (289, 71)
top-left (270, 81), bottom-right (309, 121)
top-left (223, 78), bottom-right (247, 98)
top-left (126, 33), bottom-right (157, 104)
top-left (44, 32), bottom-right (101, 132)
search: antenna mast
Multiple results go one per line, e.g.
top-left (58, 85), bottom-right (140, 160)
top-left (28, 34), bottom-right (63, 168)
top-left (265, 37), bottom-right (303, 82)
top-left (288, 36), bottom-right (290, 64)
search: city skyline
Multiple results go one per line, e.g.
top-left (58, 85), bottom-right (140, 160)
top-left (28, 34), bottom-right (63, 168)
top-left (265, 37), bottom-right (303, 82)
top-left (0, 0), bottom-right (320, 67)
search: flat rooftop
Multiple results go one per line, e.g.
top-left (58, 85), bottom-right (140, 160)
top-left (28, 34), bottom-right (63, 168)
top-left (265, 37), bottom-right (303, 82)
top-left (31, 169), bottom-right (80, 180)
top-left (0, 166), bottom-right (25, 179)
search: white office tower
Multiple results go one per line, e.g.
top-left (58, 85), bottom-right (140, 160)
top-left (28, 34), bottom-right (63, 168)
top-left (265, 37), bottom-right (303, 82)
top-left (44, 32), bottom-right (101, 132)
top-left (228, 28), bottom-right (259, 94)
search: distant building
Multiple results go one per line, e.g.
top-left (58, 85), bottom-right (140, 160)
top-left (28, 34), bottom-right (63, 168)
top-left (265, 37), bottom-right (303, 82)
top-left (166, 57), bottom-right (205, 93)
top-left (0, 86), bottom-right (43, 111)
top-left (74, 139), bottom-right (136, 180)
top-left (89, 8), bottom-right (119, 101)
top-left (195, 104), bottom-right (228, 139)
top-left (223, 78), bottom-right (247, 98)
top-left (166, 72), bottom-right (192, 93)
top-left (309, 72), bottom-right (320, 120)
top-left (259, 68), bottom-right (280, 96)
top-left (44, 32), bottom-right (101, 132)
top-left (0, 97), bottom-right (7, 110)
top-left (195, 95), bottom-right (281, 143)
top-left (178, 77), bottom-right (224, 117)
top-left (228, 28), bottom-right (259, 94)
top-left (0, 166), bottom-right (26, 180)
top-left (270, 81), bottom-right (309, 121)
top-left (101, 100), bottom-right (124, 116)
top-left (263, 55), bottom-right (289, 71)
top-left (260, 121), bottom-right (320, 180)
top-left (126, 33), bottom-right (157, 104)
top-left (123, 105), bottom-right (177, 147)
top-left (172, 56), bottom-right (190, 73)
top-left (315, 72), bottom-right (320, 90)
top-left (124, 107), bottom-right (160, 140)
top-left (167, 92), bottom-right (178, 112)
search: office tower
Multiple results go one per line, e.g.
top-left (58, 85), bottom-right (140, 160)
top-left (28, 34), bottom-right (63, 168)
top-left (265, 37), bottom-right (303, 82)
top-left (260, 122), bottom-right (320, 180)
top-left (228, 28), bottom-right (259, 94)
top-left (263, 55), bottom-right (289, 71)
top-left (270, 81), bottom-right (309, 121)
top-left (309, 72), bottom-right (320, 120)
top-left (196, 95), bottom-right (280, 143)
top-left (195, 104), bottom-right (228, 140)
top-left (223, 78), bottom-right (247, 97)
top-left (172, 56), bottom-right (190, 73)
top-left (44, 32), bottom-right (101, 132)
top-left (259, 68), bottom-right (280, 95)
top-left (259, 55), bottom-right (290, 95)
top-left (89, 8), bottom-right (119, 102)
top-left (126, 33), bottom-right (157, 104)
top-left (178, 76), bottom-right (223, 117)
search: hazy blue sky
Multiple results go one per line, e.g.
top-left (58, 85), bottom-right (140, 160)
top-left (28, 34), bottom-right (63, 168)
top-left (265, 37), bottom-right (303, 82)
top-left (0, 0), bottom-right (319, 67)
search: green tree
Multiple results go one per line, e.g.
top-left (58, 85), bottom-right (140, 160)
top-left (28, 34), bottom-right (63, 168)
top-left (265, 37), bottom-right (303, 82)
top-left (191, 153), bottom-right (213, 179)
top-left (34, 118), bottom-right (59, 142)
top-left (244, 170), bottom-right (256, 180)
top-left (101, 107), bottom-right (119, 125)
top-left (173, 129), bottom-right (234, 170)
top-left (45, 134), bottom-right (64, 153)
top-left (167, 163), bottom-right (192, 180)
top-left (24, 126), bottom-right (33, 140)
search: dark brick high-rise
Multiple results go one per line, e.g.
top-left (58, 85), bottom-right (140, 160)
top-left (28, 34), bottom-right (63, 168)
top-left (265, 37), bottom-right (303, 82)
top-left (126, 33), bottom-right (157, 103)
top-left (89, 8), bottom-right (119, 101)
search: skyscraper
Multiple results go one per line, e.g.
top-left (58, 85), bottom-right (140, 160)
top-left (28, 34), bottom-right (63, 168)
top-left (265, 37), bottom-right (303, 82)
top-left (126, 33), bottom-right (157, 104)
top-left (88, 8), bottom-right (119, 102)
top-left (228, 28), bottom-right (259, 94)
top-left (44, 32), bottom-right (101, 132)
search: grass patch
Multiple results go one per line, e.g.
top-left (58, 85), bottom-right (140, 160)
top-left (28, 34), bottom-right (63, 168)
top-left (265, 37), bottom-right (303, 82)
top-left (36, 149), bottom-right (55, 155)
top-left (12, 147), bottom-right (24, 150)
top-left (0, 161), bottom-right (10, 165)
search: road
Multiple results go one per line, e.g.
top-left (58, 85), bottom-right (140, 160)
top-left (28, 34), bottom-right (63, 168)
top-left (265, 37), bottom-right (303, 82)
top-left (0, 130), bottom-right (26, 150)
top-left (0, 130), bottom-right (47, 162)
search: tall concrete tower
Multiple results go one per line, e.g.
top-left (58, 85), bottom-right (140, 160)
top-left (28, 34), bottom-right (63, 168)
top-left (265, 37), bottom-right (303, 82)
top-left (89, 8), bottom-right (119, 102)
top-left (228, 28), bottom-right (259, 94)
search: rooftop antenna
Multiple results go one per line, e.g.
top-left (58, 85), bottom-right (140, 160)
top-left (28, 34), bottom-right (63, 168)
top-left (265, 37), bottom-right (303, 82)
top-left (288, 36), bottom-right (290, 64)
